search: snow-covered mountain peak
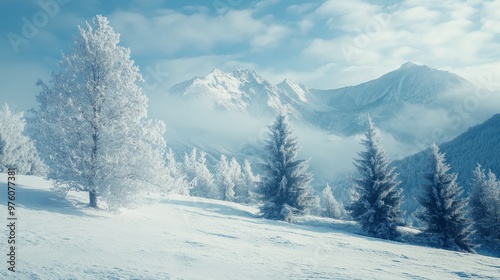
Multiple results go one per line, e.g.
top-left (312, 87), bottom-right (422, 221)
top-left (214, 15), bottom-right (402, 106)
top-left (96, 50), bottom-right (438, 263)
top-left (277, 78), bottom-right (309, 102)
top-left (209, 67), bottom-right (225, 75)
top-left (399, 61), bottom-right (419, 69)
top-left (233, 68), bottom-right (256, 76)
top-left (167, 68), bottom-right (310, 118)
top-left (232, 68), bottom-right (266, 84)
top-left (205, 68), bottom-right (232, 82)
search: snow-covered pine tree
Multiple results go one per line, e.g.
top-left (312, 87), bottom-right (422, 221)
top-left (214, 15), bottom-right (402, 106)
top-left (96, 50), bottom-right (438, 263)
top-left (183, 148), bottom-right (198, 183)
top-left (469, 164), bottom-right (500, 241)
top-left (30, 15), bottom-right (168, 210)
top-left (416, 143), bottom-right (475, 252)
top-left (195, 151), bottom-right (218, 199)
top-left (166, 148), bottom-right (192, 196)
top-left (347, 116), bottom-right (404, 239)
top-left (321, 184), bottom-right (344, 219)
top-left (183, 148), bottom-right (218, 199)
top-left (215, 155), bottom-right (236, 201)
top-left (0, 104), bottom-right (47, 175)
top-left (259, 114), bottom-right (316, 222)
top-left (228, 157), bottom-right (245, 200)
top-left (237, 159), bottom-right (259, 204)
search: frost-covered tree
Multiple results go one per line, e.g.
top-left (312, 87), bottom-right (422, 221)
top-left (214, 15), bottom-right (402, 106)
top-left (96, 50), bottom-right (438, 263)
top-left (416, 143), bottom-right (475, 252)
top-left (195, 151), bottom-right (218, 199)
top-left (0, 104), bottom-right (47, 175)
top-left (469, 164), bottom-right (500, 241)
top-left (30, 15), bottom-right (167, 210)
top-left (0, 136), bottom-right (4, 159)
top-left (347, 117), bottom-right (404, 239)
top-left (215, 155), bottom-right (235, 201)
top-left (259, 114), bottom-right (316, 222)
top-left (183, 148), bottom-right (218, 199)
top-left (166, 148), bottom-right (192, 196)
top-left (228, 158), bottom-right (247, 197)
top-left (237, 159), bottom-right (259, 204)
top-left (228, 157), bottom-right (244, 200)
top-left (183, 148), bottom-right (198, 182)
top-left (321, 184), bottom-right (345, 219)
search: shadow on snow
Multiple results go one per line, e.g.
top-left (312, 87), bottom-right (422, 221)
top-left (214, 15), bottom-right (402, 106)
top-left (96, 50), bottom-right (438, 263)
top-left (0, 182), bottom-right (95, 217)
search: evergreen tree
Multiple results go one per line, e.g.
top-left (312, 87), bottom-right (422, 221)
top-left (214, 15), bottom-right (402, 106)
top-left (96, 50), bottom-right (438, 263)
top-left (470, 164), bottom-right (500, 241)
top-left (347, 116), bottom-right (404, 239)
top-left (0, 104), bottom-right (47, 175)
top-left (183, 148), bottom-right (198, 183)
top-left (195, 151), bottom-right (218, 199)
top-left (183, 148), bottom-right (218, 199)
top-left (259, 114), bottom-right (316, 222)
top-left (30, 15), bottom-right (167, 210)
top-left (228, 157), bottom-right (244, 201)
top-left (321, 184), bottom-right (344, 219)
top-left (416, 143), bottom-right (475, 252)
top-left (215, 155), bottom-right (235, 201)
top-left (238, 159), bottom-right (259, 204)
top-left (166, 148), bottom-right (192, 196)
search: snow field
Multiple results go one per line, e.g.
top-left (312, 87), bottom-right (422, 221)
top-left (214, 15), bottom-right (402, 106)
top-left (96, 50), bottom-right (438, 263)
top-left (0, 174), bottom-right (499, 279)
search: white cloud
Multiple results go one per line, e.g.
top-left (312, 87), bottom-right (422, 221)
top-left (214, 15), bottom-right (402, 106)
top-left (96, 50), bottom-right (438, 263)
top-left (295, 0), bottom-right (500, 89)
top-left (314, 0), bottom-right (382, 32)
top-left (297, 19), bottom-right (314, 34)
top-left (251, 24), bottom-right (290, 49)
top-left (255, 0), bottom-right (280, 10)
top-left (481, 0), bottom-right (500, 33)
top-left (392, 6), bottom-right (441, 23)
top-left (286, 4), bottom-right (315, 14)
top-left (108, 9), bottom-right (290, 56)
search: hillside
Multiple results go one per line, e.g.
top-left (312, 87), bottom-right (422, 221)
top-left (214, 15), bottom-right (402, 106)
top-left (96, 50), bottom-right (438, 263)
top-left (393, 114), bottom-right (500, 220)
top-left (1, 174), bottom-right (499, 279)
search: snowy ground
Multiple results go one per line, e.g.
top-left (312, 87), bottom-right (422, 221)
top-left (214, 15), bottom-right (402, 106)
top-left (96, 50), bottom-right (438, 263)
top-left (1, 174), bottom-right (499, 279)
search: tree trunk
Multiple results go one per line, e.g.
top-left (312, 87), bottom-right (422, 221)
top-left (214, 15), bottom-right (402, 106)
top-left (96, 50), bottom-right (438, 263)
top-left (89, 190), bottom-right (98, 208)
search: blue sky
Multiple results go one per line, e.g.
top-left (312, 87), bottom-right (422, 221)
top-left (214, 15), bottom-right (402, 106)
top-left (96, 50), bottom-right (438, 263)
top-left (1, 0), bottom-right (500, 113)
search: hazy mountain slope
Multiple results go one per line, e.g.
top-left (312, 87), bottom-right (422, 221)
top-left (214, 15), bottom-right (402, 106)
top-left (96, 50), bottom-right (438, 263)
top-left (393, 114), bottom-right (500, 221)
top-left (1, 174), bottom-right (499, 279)
top-left (310, 62), bottom-right (473, 136)
top-left (314, 62), bottom-right (468, 109)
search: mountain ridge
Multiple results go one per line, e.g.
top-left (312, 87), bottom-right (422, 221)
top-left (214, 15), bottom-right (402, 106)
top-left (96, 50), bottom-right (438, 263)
top-left (167, 63), bottom-right (472, 136)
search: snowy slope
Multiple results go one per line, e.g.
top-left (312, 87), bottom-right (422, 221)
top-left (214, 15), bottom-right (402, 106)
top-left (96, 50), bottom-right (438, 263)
top-left (1, 174), bottom-right (499, 279)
